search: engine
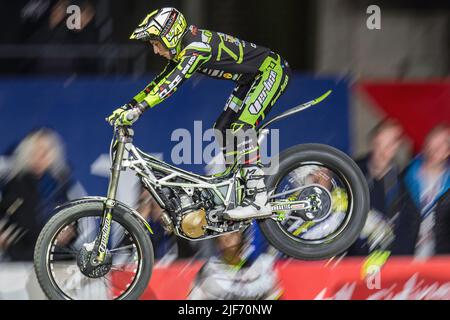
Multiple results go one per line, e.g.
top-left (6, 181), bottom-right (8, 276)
top-left (159, 187), bottom-right (217, 239)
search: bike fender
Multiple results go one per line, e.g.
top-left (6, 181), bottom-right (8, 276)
top-left (55, 196), bottom-right (153, 235)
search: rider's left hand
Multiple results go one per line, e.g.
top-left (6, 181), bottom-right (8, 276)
top-left (107, 105), bottom-right (130, 125)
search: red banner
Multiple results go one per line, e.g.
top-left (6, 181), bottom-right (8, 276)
top-left (123, 257), bottom-right (450, 300)
top-left (358, 81), bottom-right (450, 153)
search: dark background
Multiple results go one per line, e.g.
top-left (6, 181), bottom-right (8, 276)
top-left (1, 0), bottom-right (448, 75)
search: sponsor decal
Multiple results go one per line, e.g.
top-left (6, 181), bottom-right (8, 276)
top-left (272, 203), bottom-right (306, 211)
top-left (162, 11), bottom-right (177, 37)
top-left (98, 214), bottom-right (112, 254)
top-left (158, 56), bottom-right (196, 99)
top-left (271, 204), bottom-right (292, 211)
top-left (159, 75), bottom-right (183, 98)
top-left (217, 32), bottom-right (241, 47)
top-left (201, 68), bottom-right (240, 81)
top-left (181, 56), bottom-right (197, 74)
top-left (147, 25), bottom-right (160, 36)
top-left (248, 70), bottom-right (277, 115)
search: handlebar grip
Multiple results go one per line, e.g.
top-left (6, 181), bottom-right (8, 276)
top-left (126, 109), bottom-right (139, 121)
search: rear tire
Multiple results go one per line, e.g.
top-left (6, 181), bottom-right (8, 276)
top-left (259, 143), bottom-right (369, 260)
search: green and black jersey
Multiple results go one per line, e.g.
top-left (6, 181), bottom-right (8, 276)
top-left (193, 27), bottom-right (272, 84)
top-left (131, 25), bottom-right (272, 109)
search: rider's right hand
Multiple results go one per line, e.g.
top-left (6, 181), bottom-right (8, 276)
top-left (106, 104), bottom-right (130, 126)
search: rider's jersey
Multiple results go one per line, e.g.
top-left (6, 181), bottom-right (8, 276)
top-left (131, 25), bottom-right (272, 108)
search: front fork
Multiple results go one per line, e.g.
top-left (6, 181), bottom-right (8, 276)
top-left (91, 135), bottom-right (126, 265)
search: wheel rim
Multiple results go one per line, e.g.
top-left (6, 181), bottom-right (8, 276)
top-left (44, 212), bottom-right (144, 300)
top-left (272, 161), bottom-right (354, 245)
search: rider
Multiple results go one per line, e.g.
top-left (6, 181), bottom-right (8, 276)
top-left (107, 7), bottom-right (291, 220)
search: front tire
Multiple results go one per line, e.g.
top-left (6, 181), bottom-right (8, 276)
top-left (34, 201), bottom-right (154, 300)
top-left (259, 143), bottom-right (369, 260)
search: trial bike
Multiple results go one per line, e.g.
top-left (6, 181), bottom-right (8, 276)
top-left (33, 90), bottom-right (369, 299)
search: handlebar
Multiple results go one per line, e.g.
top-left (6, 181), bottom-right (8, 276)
top-left (126, 108), bottom-right (140, 121)
top-left (106, 107), bottom-right (142, 128)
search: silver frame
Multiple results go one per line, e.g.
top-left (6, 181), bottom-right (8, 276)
top-left (122, 142), bottom-right (242, 210)
top-left (98, 91), bottom-right (333, 243)
top-left (103, 127), bottom-right (250, 242)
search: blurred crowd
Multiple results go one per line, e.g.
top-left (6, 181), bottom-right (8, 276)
top-left (0, 128), bottom-right (86, 261)
top-left (0, 0), bottom-right (449, 301)
top-left (348, 121), bottom-right (450, 258)
top-left (0, 122), bottom-right (449, 299)
top-left (0, 128), bottom-right (283, 300)
top-left (2, 0), bottom-right (99, 74)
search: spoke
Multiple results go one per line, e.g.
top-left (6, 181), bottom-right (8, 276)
top-left (50, 252), bottom-right (78, 260)
top-left (111, 260), bottom-right (138, 268)
top-left (109, 223), bottom-right (127, 248)
top-left (110, 252), bottom-right (136, 258)
top-left (78, 218), bottom-right (89, 243)
top-left (292, 221), bottom-right (317, 236)
top-left (104, 272), bottom-right (137, 299)
top-left (110, 260), bottom-right (136, 270)
top-left (109, 244), bottom-right (136, 253)
top-left (286, 219), bottom-right (303, 233)
top-left (54, 269), bottom-right (86, 295)
top-left (284, 215), bottom-right (305, 221)
top-left (77, 217), bottom-right (100, 244)
top-left (269, 186), bottom-right (306, 199)
top-left (109, 266), bottom-right (138, 276)
top-left (110, 266), bottom-right (128, 272)
top-left (101, 278), bottom-right (125, 299)
top-left (52, 244), bottom-right (78, 255)
top-left (103, 274), bottom-right (130, 292)
top-left (77, 278), bottom-right (109, 300)
top-left (274, 163), bottom-right (355, 244)
top-left (102, 277), bottom-right (116, 290)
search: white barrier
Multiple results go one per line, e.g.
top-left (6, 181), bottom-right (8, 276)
top-left (0, 263), bottom-right (47, 300)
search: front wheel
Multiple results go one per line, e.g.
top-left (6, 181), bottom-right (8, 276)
top-left (33, 201), bottom-right (154, 300)
top-left (259, 143), bottom-right (369, 260)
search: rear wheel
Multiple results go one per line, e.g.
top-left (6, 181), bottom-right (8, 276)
top-left (259, 144), bottom-right (369, 260)
top-left (34, 201), bottom-right (154, 300)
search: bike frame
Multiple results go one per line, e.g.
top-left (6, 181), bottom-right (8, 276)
top-left (94, 127), bottom-right (246, 251)
top-left (92, 90), bottom-right (333, 263)
top-left (120, 131), bottom-right (241, 210)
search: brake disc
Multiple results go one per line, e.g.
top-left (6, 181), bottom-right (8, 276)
top-left (77, 243), bottom-right (112, 278)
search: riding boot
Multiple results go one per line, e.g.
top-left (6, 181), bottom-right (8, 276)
top-left (223, 164), bottom-right (272, 220)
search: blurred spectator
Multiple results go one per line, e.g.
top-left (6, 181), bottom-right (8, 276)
top-left (392, 124), bottom-right (450, 257)
top-left (19, 0), bottom-right (98, 74)
top-left (0, 128), bottom-right (86, 261)
top-left (348, 119), bottom-right (404, 255)
top-left (188, 230), bottom-right (282, 300)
